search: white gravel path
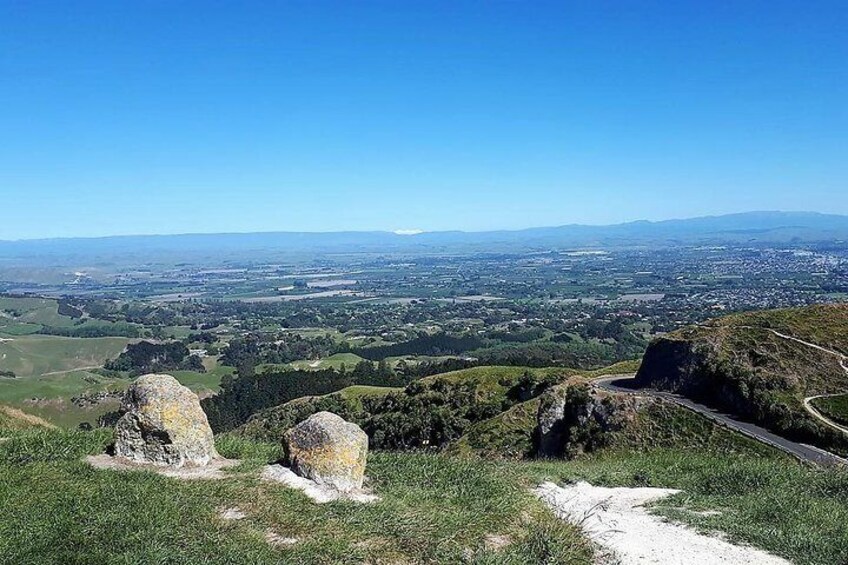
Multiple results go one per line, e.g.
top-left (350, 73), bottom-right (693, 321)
top-left (261, 464), bottom-right (379, 504)
top-left (535, 481), bottom-right (791, 565)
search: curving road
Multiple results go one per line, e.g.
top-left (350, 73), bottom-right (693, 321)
top-left (804, 394), bottom-right (848, 436)
top-left (741, 326), bottom-right (848, 438)
top-left (593, 374), bottom-right (847, 467)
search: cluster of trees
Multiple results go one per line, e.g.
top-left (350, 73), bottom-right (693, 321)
top-left (104, 341), bottom-right (204, 376)
top-left (203, 360), bottom-right (408, 432)
top-left (471, 339), bottom-right (643, 369)
top-left (354, 332), bottom-right (485, 360)
top-left (56, 300), bottom-right (83, 318)
top-left (220, 334), bottom-right (351, 375)
top-left (240, 368), bottom-right (566, 451)
top-left (40, 321), bottom-right (144, 338)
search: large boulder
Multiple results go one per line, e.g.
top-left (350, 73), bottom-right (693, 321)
top-left (284, 411), bottom-right (368, 492)
top-left (114, 374), bottom-right (218, 467)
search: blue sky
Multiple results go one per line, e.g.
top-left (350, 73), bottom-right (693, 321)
top-left (1, 1), bottom-right (846, 239)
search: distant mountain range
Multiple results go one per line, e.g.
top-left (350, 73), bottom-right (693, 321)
top-left (1, 211), bottom-right (847, 264)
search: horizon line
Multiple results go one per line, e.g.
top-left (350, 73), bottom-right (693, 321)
top-left (0, 209), bottom-right (841, 244)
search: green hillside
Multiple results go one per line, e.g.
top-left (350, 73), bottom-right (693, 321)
top-left (636, 303), bottom-right (848, 455)
top-left (810, 394), bottom-right (848, 427)
top-left (0, 335), bottom-right (132, 378)
top-left (0, 296), bottom-right (76, 334)
top-left (0, 405), bottom-right (55, 432)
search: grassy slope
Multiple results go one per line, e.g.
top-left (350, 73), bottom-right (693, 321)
top-left (0, 296), bottom-right (75, 332)
top-left (0, 429), bottom-right (590, 565)
top-left (0, 364), bottom-right (233, 429)
top-left (637, 303), bottom-right (848, 453)
top-left (0, 405), bottom-right (55, 432)
top-left (0, 335), bottom-right (132, 377)
top-left (447, 397), bottom-right (541, 460)
top-left (715, 303), bottom-right (848, 355)
top-left (810, 394), bottom-right (848, 427)
top-left (0, 427), bottom-right (845, 564)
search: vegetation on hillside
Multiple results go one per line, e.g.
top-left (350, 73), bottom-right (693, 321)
top-left (810, 394), bottom-right (848, 427)
top-left (236, 366), bottom-right (569, 449)
top-left (203, 361), bottom-right (409, 432)
top-left (104, 341), bottom-right (205, 376)
top-left (636, 304), bottom-right (848, 454)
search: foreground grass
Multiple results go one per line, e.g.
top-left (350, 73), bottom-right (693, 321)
top-left (2, 426), bottom-right (847, 565)
top-left (0, 429), bottom-right (590, 564)
top-left (522, 449), bottom-right (848, 565)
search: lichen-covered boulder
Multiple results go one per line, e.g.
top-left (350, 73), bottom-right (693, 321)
top-left (284, 411), bottom-right (367, 492)
top-left (114, 374), bottom-right (218, 467)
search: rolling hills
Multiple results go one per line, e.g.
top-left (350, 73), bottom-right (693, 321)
top-left (2, 211), bottom-right (847, 266)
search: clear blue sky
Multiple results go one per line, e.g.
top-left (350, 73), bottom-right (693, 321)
top-left (1, 1), bottom-right (846, 239)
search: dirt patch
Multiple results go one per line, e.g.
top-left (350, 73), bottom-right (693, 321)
top-left (483, 533), bottom-right (512, 551)
top-left (535, 481), bottom-right (790, 565)
top-left (86, 454), bottom-right (240, 480)
top-left (261, 464), bottom-right (379, 504)
top-left (218, 506), bottom-right (248, 521)
top-left (265, 529), bottom-right (299, 547)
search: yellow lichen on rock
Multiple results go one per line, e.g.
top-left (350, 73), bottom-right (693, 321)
top-left (113, 374), bottom-right (218, 467)
top-left (284, 411), bottom-right (368, 492)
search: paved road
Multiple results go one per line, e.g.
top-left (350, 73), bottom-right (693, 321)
top-left (594, 375), bottom-right (847, 467)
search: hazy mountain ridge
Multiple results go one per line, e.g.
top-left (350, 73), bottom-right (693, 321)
top-left (1, 211), bottom-right (847, 263)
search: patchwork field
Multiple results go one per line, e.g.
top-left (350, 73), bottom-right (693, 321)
top-left (0, 338), bottom-right (234, 428)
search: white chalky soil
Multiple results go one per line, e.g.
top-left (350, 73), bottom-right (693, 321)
top-left (535, 481), bottom-right (790, 565)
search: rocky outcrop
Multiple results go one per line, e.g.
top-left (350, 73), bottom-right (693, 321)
top-left (634, 308), bottom-right (848, 456)
top-left (537, 385), bottom-right (569, 457)
top-left (114, 374), bottom-right (218, 467)
top-left (536, 383), bottom-right (646, 458)
top-left (284, 411), bottom-right (368, 492)
top-left (634, 331), bottom-right (724, 396)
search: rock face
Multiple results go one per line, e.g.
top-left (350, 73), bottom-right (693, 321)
top-left (284, 411), bottom-right (368, 492)
top-left (114, 374), bottom-right (218, 467)
top-left (536, 383), bottom-right (645, 458)
top-left (536, 385), bottom-right (569, 457)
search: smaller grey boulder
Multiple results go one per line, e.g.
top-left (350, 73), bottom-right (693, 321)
top-left (284, 412), bottom-right (368, 492)
top-left (114, 374), bottom-right (218, 467)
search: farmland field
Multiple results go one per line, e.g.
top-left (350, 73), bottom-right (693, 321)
top-left (0, 335), bottom-right (132, 378)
